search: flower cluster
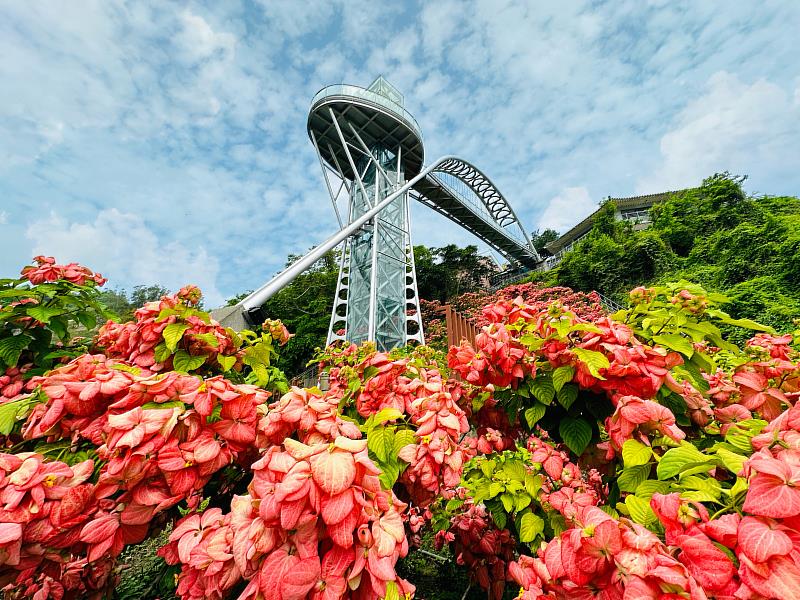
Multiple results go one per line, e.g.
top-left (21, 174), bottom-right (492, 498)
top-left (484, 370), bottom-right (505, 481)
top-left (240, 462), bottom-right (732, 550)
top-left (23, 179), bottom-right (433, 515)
top-left (0, 352), bottom-right (271, 597)
top-left (435, 493), bottom-right (515, 600)
top-left (509, 504), bottom-right (709, 599)
top-left (20, 256), bottom-right (106, 287)
top-left (162, 436), bottom-right (415, 600)
top-left (97, 291), bottom-right (237, 371)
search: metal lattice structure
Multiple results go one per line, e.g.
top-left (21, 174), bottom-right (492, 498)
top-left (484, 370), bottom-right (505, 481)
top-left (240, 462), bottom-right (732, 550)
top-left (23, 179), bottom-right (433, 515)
top-left (222, 77), bottom-right (541, 349)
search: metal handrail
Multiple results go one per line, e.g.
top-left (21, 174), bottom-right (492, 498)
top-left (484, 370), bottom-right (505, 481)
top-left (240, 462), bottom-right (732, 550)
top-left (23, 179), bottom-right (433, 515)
top-left (310, 84), bottom-right (423, 140)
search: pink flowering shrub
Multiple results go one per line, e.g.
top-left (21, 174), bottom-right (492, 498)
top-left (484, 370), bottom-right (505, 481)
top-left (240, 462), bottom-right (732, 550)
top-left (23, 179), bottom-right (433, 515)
top-left (3, 258), bottom-right (800, 600)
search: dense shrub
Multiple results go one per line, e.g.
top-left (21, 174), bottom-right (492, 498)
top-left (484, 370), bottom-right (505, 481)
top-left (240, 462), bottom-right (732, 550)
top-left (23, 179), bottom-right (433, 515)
top-left (2, 256), bottom-right (800, 599)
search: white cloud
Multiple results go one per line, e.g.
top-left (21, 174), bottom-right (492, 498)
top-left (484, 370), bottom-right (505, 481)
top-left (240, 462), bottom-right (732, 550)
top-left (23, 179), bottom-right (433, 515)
top-left (638, 72), bottom-right (800, 194)
top-left (536, 187), bottom-right (595, 234)
top-left (26, 209), bottom-right (224, 306)
top-left (176, 10), bottom-right (236, 62)
top-left (0, 211), bottom-right (7, 225)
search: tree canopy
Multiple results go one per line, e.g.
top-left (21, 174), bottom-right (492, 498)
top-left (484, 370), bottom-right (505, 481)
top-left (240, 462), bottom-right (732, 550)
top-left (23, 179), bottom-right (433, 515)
top-left (538, 172), bottom-right (800, 335)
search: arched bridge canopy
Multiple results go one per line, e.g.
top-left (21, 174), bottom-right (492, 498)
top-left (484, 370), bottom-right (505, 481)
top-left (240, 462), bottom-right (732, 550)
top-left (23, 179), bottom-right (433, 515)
top-left (411, 157), bottom-right (541, 268)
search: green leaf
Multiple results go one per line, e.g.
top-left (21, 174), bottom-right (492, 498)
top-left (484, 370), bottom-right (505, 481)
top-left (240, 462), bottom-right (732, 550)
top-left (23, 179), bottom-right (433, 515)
top-left (172, 350), bottom-right (206, 372)
top-left (559, 417), bottom-right (592, 456)
top-left (657, 444), bottom-right (709, 480)
top-left (572, 348), bottom-right (610, 379)
top-left (25, 305), bottom-right (64, 324)
top-left (141, 400), bottom-right (185, 410)
top-left (384, 581), bottom-right (399, 600)
top-left (718, 315), bottom-right (774, 332)
top-left (445, 498), bottom-right (464, 512)
top-left (524, 473), bottom-right (542, 497)
top-left (488, 482), bottom-right (504, 498)
top-left (502, 460), bottom-right (526, 481)
top-left (529, 377), bottom-right (555, 404)
top-left (372, 408), bottom-right (404, 424)
top-left (363, 365), bottom-right (380, 380)
top-left (713, 446), bottom-right (747, 475)
top-left (556, 384), bottom-right (578, 410)
top-left (500, 492), bottom-right (515, 512)
top-left (617, 464), bottom-right (651, 493)
top-left (192, 332), bottom-right (219, 348)
top-left (378, 460), bottom-right (401, 490)
top-left (622, 439), bottom-right (653, 467)
top-left (490, 505), bottom-right (507, 530)
top-left (514, 493), bottom-right (532, 512)
top-left (0, 334), bottom-right (32, 367)
top-left (75, 311), bottom-right (97, 330)
top-left (0, 400), bottom-right (20, 435)
top-left (163, 323), bottom-right (190, 352)
top-left (625, 494), bottom-right (656, 526)
top-left (217, 354), bottom-right (237, 371)
top-left (481, 460), bottom-right (496, 478)
top-left (552, 365), bottom-right (575, 392)
top-left (652, 333), bottom-right (694, 357)
top-left (154, 342), bottom-right (172, 364)
top-left (524, 402), bottom-right (547, 428)
top-left (519, 512), bottom-right (544, 543)
top-left (635, 480), bottom-right (670, 498)
top-left (394, 429), bottom-right (416, 454)
top-left (368, 426), bottom-right (394, 462)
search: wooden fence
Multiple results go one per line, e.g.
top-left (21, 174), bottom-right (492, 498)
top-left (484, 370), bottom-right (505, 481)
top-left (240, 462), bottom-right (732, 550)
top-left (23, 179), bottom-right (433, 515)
top-left (443, 304), bottom-right (481, 349)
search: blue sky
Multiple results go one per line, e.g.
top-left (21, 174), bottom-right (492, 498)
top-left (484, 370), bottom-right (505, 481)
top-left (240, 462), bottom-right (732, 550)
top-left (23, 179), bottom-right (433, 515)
top-left (1, 1), bottom-right (799, 306)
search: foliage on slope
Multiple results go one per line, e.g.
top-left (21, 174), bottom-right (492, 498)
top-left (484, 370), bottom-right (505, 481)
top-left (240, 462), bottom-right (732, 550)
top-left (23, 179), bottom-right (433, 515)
top-left (540, 172), bottom-right (800, 334)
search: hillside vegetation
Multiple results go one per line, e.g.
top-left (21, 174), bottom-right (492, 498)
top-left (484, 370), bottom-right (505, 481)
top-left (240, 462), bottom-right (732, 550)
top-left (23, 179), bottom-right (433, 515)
top-left (533, 173), bottom-right (800, 335)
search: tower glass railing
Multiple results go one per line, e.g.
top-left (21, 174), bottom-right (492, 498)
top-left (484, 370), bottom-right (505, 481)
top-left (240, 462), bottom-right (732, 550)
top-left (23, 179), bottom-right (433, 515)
top-left (310, 84), bottom-right (423, 140)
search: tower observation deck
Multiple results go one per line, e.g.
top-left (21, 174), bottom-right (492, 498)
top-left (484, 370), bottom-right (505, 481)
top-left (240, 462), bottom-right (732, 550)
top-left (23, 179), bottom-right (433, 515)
top-left (222, 77), bottom-right (541, 350)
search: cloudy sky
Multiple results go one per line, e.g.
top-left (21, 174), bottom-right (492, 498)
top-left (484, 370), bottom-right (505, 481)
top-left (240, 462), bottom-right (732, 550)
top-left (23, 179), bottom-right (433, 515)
top-left (2, 1), bottom-right (798, 306)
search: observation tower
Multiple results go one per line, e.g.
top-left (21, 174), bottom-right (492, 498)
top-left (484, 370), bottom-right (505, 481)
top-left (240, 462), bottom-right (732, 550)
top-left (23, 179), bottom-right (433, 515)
top-left (223, 77), bottom-right (541, 350)
top-left (308, 77), bottom-right (425, 350)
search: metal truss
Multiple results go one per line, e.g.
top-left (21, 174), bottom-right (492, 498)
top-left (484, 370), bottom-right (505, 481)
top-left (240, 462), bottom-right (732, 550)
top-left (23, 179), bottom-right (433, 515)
top-left (412, 157), bottom-right (541, 268)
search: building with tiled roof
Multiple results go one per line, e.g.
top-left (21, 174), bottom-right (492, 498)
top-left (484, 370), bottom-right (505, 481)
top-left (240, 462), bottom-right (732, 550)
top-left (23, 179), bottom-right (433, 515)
top-left (540, 190), bottom-right (691, 270)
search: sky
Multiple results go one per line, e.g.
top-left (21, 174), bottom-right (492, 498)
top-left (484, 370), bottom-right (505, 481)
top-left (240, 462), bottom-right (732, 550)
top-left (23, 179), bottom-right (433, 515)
top-left (1, 0), bottom-right (799, 307)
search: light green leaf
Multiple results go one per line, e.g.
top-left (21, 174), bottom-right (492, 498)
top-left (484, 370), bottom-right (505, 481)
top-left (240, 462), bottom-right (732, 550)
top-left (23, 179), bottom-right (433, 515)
top-left (652, 333), bottom-right (694, 357)
top-left (635, 480), bottom-right (670, 499)
top-left (217, 354), bottom-right (237, 371)
top-left (172, 350), bottom-right (206, 372)
top-left (384, 581), bottom-right (399, 600)
top-left (552, 365), bottom-right (575, 392)
top-left (0, 399), bottom-right (22, 435)
top-left (394, 429), bottom-right (416, 455)
top-left (502, 460), bottom-right (526, 481)
top-left (514, 493), bottom-right (532, 512)
top-left (713, 446), bottom-right (746, 475)
top-left (656, 444), bottom-right (709, 480)
top-left (25, 305), bottom-right (64, 324)
top-left (488, 482), bottom-right (504, 498)
top-left (524, 402), bottom-right (547, 428)
top-left (572, 348), bottom-right (610, 379)
top-left (622, 439), bottom-right (653, 467)
top-left (718, 316), bottom-right (774, 332)
top-left (625, 494), bottom-right (657, 526)
top-left (559, 417), bottom-right (592, 456)
top-left (367, 426), bottom-right (394, 462)
top-left (481, 460), bottom-right (496, 478)
top-left (556, 384), bottom-right (578, 410)
top-left (618, 464), bottom-right (652, 493)
top-left (141, 400), bottom-right (185, 410)
top-left (524, 473), bottom-right (542, 497)
top-left (163, 323), bottom-right (190, 352)
top-left (372, 408), bottom-right (404, 424)
top-left (519, 512), bottom-right (544, 543)
top-left (500, 492), bottom-right (515, 512)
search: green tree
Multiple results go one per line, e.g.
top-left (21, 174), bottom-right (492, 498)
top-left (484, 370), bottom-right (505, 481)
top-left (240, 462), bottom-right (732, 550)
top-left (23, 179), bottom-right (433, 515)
top-left (530, 228), bottom-right (560, 256)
